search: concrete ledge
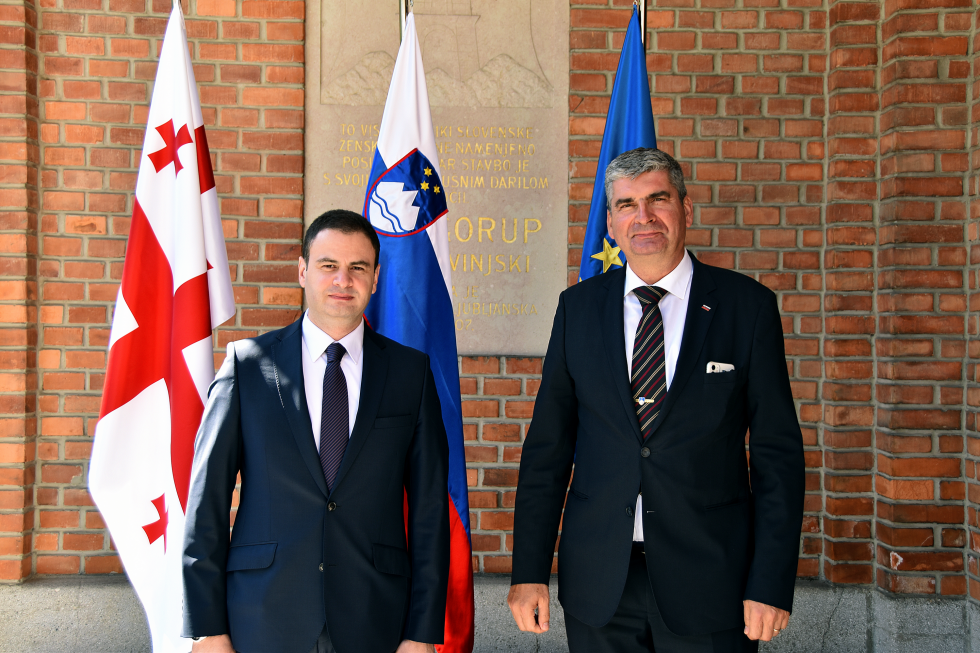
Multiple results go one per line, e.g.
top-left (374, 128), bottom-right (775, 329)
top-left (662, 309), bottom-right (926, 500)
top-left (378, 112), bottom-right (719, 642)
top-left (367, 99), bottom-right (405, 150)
top-left (0, 575), bottom-right (150, 653)
top-left (1, 576), bottom-right (975, 652)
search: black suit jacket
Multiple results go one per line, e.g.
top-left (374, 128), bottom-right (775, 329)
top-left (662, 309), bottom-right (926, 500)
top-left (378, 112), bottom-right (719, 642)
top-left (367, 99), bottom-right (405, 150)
top-left (182, 320), bottom-right (450, 653)
top-left (511, 254), bottom-right (804, 635)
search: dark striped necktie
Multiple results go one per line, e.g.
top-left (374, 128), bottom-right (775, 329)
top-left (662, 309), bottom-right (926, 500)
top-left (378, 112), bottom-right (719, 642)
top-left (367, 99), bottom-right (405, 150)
top-left (319, 341), bottom-right (348, 492)
top-left (631, 286), bottom-right (668, 437)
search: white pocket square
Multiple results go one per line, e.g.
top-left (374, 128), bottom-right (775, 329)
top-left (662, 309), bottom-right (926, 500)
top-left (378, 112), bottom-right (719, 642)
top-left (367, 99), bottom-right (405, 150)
top-left (706, 362), bottom-right (735, 374)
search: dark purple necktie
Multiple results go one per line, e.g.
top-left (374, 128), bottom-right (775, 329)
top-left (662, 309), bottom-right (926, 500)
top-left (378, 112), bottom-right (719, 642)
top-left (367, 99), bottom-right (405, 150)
top-left (319, 342), bottom-right (348, 492)
top-left (631, 286), bottom-right (667, 437)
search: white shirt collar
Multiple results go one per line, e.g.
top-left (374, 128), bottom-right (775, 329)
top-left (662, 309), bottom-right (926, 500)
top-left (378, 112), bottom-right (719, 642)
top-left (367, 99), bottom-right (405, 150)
top-left (624, 250), bottom-right (693, 302)
top-left (301, 311), bottom-right (365, 365)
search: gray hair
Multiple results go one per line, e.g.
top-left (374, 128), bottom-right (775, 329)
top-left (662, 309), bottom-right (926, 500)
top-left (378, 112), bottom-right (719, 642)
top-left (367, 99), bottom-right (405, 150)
top-left (604, 148), bottom-right (687, 206)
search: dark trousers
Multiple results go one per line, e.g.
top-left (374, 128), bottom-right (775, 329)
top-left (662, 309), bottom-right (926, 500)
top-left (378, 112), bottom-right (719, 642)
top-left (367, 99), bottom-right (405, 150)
top-left (307, 624), bottom-right (336, 653)
top-left (565, 544), bottom-right (759, 653)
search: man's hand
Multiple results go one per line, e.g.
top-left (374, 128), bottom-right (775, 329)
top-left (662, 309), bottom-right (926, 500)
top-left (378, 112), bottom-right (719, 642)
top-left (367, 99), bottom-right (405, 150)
top-left (394, 640), bottom-right (435, 653)
top-left (743, 600), bottom-right (789, 642)
top-left (190, 634), bottom-right (235, 653)
top-left (508, 583), bottom-right (550, 634)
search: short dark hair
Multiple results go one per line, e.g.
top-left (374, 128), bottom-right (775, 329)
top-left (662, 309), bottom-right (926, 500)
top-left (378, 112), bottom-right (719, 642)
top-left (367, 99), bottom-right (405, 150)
top-left (605, 148), bottom-right (687, 204)
top-left (303, 210), bottom-right (381, 266)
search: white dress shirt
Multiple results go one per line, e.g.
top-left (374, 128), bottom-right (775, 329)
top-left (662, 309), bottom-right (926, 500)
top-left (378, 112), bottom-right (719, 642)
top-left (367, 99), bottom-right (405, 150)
top-left (623, 251), bottom-right (694, 541)
top-left (301, 311), bottom-right (364, 449)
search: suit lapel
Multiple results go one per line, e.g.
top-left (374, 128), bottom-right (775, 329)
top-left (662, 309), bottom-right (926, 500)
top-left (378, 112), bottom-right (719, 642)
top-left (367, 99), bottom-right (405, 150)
top-left (599, 267), bottom-right (644, 443)
top-left (645, 253), bottom-right (716, 439)
top-left (330, 327), bottom-right (388, 495)
top-left (272, 320), bottom-right (329, 498)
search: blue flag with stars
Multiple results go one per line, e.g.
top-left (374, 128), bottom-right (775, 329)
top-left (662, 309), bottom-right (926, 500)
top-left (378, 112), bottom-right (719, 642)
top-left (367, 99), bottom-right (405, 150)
top-left (578, 4), bottom-right (657, 281)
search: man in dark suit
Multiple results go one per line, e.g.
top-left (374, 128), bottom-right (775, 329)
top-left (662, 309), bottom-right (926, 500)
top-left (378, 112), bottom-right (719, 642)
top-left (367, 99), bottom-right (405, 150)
top-left (182, 210), bottom-right (450, 653)
top-left (508, 148), bottom-right (804, 652)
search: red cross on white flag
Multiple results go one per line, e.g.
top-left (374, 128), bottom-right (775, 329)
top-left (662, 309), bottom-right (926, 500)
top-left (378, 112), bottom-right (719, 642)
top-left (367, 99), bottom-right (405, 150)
top-left (88, 5), bottom-right (235, 652)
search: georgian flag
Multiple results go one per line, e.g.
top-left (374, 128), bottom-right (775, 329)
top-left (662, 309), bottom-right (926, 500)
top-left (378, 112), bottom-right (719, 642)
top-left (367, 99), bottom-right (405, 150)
top-left (88, 6), bottom-right (235, 653)
top-left (363, 13), bottom-right (474, 653)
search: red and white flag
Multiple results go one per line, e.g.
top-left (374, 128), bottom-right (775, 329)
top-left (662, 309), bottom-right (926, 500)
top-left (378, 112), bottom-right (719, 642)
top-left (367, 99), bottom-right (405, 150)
top-left (89, 5), bottom-right (235, 652)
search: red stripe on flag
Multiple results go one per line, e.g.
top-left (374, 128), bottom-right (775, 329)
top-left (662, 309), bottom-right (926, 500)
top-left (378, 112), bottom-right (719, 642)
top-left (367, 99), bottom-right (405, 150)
top-left (437, 498), bottom-right (475, 653)
top-left (170, 271), bottom-right (213, 510)
top-left (100, 199), bottom-right (214, 512)
top-left (194, 125), bottom-right (215, 194)
top-left (100, 201), bottom-right (173, 418)
top-left (403, 490), bottom-right (475, 652)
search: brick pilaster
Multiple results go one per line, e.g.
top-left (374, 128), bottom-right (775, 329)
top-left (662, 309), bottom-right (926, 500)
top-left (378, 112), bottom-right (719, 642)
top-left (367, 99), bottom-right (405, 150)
top-left (966, 0), bottom-right (980, 606)
top-left (966, 0), bottom-right (980, 605)
top-left (0, 0), bottom-right (38, 583)
top-left (875, 0), bottom-right (971, 596)
top-left (821, 0), bottom-right (880, 585)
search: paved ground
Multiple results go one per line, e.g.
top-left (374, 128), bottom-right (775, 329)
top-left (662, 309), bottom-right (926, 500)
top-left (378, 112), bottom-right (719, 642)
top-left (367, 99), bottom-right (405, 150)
top-left (0, 575), bottom-right (975, 652)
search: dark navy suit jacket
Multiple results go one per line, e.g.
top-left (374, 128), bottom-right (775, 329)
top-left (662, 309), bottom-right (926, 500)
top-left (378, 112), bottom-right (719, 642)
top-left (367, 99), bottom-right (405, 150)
top-left (181, 320), bottom-right (450, 653)
top-left (511, 253), bottom-right (805, 635)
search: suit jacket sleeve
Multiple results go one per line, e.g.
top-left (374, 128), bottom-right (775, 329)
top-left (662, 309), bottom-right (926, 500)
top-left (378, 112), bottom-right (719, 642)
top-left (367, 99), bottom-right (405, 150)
top-left (181, 342), bottom-right (243, 638)
top-left (403, 357), bottom-right (451, 643)
top-left (743, 291), bottom-right (805, 612)
top-left (511, 292), bottom-right (578, 585)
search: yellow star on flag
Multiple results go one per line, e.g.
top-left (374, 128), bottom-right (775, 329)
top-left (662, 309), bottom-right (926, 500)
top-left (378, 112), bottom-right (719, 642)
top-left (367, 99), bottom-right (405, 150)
top-left (420, 181), bottom-right (430, 191)
top-left (433, 186), bottom-right (441, 194)
top-left (423, 167), bottom-right (433, 176)
top-left (591, 237), bottom-right (623, 274)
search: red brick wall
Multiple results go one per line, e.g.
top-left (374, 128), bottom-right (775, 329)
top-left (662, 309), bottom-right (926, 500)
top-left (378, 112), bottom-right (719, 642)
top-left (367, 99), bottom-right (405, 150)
top-left (968, 0), bottom-right (980, 603)
top-left (0, 0), bottom-right (305, 579)
top-left (822, 0), bottom-right (879, 587)
top-left (0, 0), bottom-right (978, 605)
top-left (874, 0), bottom-right (971, 597)
top-left (0, 0), bottom-right (39, 582)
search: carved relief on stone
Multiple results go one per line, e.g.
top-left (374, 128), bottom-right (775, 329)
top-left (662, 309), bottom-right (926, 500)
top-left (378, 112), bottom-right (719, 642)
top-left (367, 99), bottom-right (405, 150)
top-left (320, 0), bottom-right (556, 107)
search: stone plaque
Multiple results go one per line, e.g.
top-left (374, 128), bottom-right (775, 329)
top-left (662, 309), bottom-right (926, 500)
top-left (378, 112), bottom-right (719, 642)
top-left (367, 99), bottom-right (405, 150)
top-left (305, 0), bottom-right (569, 355)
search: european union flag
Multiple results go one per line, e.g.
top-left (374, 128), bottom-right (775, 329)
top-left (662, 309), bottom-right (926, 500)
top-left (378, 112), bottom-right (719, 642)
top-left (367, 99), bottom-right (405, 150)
top-left (578, 5), bottom-right (657, 281)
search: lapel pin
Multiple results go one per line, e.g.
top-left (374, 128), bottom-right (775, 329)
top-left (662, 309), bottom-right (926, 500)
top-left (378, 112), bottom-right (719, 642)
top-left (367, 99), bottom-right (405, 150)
top-left (701, 305), bottom-right (711, 312)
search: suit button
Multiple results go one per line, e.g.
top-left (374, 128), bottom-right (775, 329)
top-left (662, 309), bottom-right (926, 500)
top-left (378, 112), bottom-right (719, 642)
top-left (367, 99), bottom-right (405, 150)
top-left (319, 563), bottom-right (324, 572)
top-left (626, 506), bottom-right (634, 517)
top-left (328, 502), bottom-right (337, 511)
top-left (640, 447), bottom-right (650, 458)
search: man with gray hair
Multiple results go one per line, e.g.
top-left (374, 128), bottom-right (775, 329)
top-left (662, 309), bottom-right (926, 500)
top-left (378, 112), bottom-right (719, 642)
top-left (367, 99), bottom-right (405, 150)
top-left (508, 147), bottom-right (804, 652)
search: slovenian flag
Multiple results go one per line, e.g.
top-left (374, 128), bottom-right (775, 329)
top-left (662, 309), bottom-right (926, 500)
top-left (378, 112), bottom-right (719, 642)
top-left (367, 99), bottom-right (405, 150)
top-left (362, 12), bottom-right (474, 653)
top-left (578, 4), bottom-right (657, 281)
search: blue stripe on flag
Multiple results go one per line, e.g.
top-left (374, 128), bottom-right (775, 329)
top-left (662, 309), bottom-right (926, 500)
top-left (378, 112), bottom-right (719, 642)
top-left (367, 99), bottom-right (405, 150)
top-left (363, 174), bottom-right (470, 534)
